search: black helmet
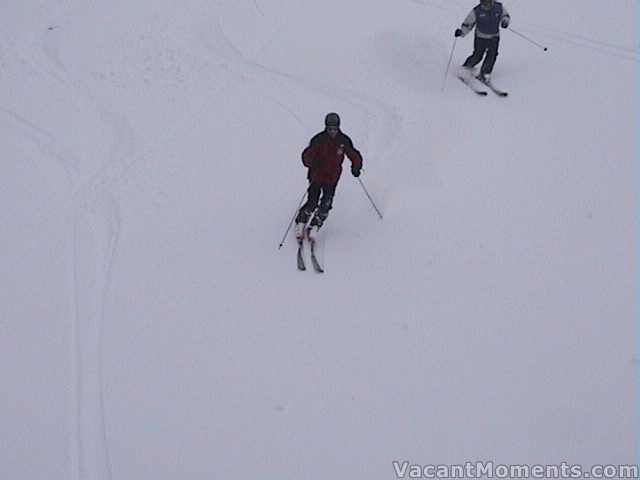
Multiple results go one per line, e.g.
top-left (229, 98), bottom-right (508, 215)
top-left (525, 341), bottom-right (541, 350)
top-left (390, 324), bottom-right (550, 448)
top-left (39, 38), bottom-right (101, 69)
top-left (324, 112), bottom-right (340, 128)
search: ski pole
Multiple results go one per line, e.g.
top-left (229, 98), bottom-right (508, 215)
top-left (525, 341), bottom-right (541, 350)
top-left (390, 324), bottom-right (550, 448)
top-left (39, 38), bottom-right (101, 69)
top-left (441, 37), bottom-right (458, 92)
top-left (357, 176), bottom-right (383, 220)
top-left (508, 27), bottom-right (548, 52)
top-left (278, 188), bottom-right (307, 249)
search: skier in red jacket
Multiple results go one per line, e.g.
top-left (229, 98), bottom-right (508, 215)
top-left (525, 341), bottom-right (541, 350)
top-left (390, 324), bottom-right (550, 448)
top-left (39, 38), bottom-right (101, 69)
top-left (295, 112), bottom-right (363, 230)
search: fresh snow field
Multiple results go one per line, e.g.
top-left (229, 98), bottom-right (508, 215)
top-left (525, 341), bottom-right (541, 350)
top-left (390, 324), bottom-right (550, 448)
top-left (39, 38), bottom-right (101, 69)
top-left (1, 0), bottom-right (637, 479)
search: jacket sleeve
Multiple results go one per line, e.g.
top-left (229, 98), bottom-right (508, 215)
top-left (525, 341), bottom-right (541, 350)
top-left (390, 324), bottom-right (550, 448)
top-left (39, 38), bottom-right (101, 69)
top-left (460, 9), bottom-right (476, 37)
top-left (501, 5), bottom-right (510, 27)
top-left (301, 134), bottom-right (322, 168)
top-left (344, 136), bottom-right (363, 170)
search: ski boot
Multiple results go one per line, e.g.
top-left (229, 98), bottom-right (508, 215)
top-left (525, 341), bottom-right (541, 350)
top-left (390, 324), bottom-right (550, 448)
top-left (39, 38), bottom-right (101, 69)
top-left (476, 72), bottom-right (491, 84)
top-left (311, 210), bottom-right (328, 229)
top-left (457, 65), bottom-right (474, 80)
top-left (295, 207), bottom-right (314, 240)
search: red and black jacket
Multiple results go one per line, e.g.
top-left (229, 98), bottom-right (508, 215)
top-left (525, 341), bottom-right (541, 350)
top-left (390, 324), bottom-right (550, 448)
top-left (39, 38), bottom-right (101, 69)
top-left (301, 131), bottom-right (363, 185)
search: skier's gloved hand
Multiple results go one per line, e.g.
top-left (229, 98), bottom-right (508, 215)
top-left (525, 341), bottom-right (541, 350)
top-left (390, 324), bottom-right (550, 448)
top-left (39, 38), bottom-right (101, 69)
top-left (351, 166), bottom-right (361, 177)
top-left (501, 19), bottom-right (509, 28)
top-left (454, 29), bottom-right (463, 37)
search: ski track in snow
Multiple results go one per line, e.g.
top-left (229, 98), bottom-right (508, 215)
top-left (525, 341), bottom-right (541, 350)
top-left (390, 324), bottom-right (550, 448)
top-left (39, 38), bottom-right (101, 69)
top-left (62, 82), bottom-right (132, 480)
top-left (251, 0), bottom-right (265, 17)
top-left (207, 1), bottom-right (403, 152)
top-left (0, 107), bottom-right (78, 187)
top-left (67, 107), bottom-right (132, 480)
top-left (517, 24), bottom-right (640, 62)
top-left (2, 24), bottom-right (140, 480)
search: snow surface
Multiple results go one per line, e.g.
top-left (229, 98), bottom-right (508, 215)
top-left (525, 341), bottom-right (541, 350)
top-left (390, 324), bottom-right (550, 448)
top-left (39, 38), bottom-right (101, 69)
top-left (0, 0), bottom-right (637, 479)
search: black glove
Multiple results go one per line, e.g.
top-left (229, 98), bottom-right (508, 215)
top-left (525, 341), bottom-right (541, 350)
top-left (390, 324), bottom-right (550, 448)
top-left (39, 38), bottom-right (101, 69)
top-left (351, 166), bottom-right (361, 177)
top-left (454, 28), bottom-right (463, 37)
top-left (501, 19), bottom-right (509, 28)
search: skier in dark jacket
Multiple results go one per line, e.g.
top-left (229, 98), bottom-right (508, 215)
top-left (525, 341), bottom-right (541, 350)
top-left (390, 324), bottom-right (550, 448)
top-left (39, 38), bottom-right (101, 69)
top-left (295, 112), bottom-right (363, 230)
top-left (455, 0), bottom-right (510, 82)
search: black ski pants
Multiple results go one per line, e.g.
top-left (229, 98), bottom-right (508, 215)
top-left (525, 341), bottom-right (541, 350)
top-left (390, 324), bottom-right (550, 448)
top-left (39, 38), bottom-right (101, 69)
top-left (463, 36), bottom-right (500, 75)
top-left (297, 182), bottom-right (336, 222)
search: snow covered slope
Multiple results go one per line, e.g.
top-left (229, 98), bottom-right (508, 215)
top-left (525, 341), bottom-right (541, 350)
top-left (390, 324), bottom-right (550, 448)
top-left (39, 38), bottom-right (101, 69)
top-left (1, 1), bottom-right (636, 479)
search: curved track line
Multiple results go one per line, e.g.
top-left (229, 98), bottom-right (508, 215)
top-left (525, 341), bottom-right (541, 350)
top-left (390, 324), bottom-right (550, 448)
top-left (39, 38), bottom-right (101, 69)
top-left (200, 4), bottom-right (403, 168)
top-left (34, 26), bottom-right (138, 480)
top-left (0, 107), bottom-right (78, 187)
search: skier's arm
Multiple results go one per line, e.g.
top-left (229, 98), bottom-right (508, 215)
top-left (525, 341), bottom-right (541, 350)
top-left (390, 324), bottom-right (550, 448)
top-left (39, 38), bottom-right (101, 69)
top-left (500, 5), bottom-right (510, 28)
top-left (301, 134), bottom-right (322, 168)
top-left (301, 144), bottom-right (314, 168)
top-left (459, 9), bottom-right (476, 37)
top-left (344, 137), bottom-right (363, 170)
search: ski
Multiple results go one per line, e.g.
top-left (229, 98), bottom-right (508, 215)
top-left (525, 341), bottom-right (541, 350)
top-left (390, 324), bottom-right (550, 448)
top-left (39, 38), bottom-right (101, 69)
top-left (487, 84), bottom-right (508, 97)
top-left (295, 209), bottom-right (317, 272)
top-left (307, 228), bottom-right (324, 273)
top-left (296, 236), bottom-right (306, 270)
top-left (457, 75), bottom-right (487, 96)
top-left (294, 209), bottom-right (325, 273)
top-left (476, 77), bottom-right (508, 97)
